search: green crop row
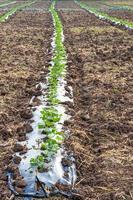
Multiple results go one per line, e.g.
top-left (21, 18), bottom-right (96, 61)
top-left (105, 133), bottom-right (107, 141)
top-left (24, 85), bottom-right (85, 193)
top-left (0, 0), bottom-right (36, 22)
top-left (99, 2), bottom-right (133, 11)
top-left (30, 0), bottom-right (68, 171)
top-left (75, 0), bottom-right (133, 29)
top-left (110, 6), bottom-right (133, 12)
top-left (0, 0), bottom-right (16, 8)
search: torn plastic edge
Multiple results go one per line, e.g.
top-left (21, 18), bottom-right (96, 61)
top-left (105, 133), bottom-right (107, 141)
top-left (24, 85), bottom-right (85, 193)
top-left (7, 172), bottom-right (80, 199)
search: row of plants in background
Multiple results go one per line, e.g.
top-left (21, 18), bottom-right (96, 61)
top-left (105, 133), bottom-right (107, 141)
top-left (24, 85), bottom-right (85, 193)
top-left (30, 0), bottom-right (68, 171)
top-left (0, 0), bottom-right (36, 22)
top-left (110, 6), bottom-right (133, 11)
top-left (99, 2), bottom-right (133, 11)
top-left (75, 0), bottom-right (133, 29)
top-left (0, 0), bottom-right (16, 8)
top-left (48, 0), bottom-right (66, 105)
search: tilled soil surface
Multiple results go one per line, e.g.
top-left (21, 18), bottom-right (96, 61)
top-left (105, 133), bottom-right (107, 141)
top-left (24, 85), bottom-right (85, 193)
top-left (28, 0), bottom-right (51, 11)
top-left (56, 0), bottom-right (82, 10)
top-left (61, 10), bottom-right (110, 28)
top-left (60, 10), bottom-right (133, 200)
top-left (0, 11), bottom-right (52, 199)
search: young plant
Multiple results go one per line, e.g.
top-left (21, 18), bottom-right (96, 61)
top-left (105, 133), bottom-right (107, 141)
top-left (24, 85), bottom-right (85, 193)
top-left (38, 107), bottom-right (61, 129)
top-left (30, 155), bottom-right (45, 170)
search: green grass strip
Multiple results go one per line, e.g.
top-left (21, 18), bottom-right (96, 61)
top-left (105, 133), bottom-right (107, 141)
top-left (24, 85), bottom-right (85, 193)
top-left (75, 0), bottom-right (133, 29)
top-left (0, 0), bottom-right (36, 22)
top-left (30, 0), bottom-right (68, 170)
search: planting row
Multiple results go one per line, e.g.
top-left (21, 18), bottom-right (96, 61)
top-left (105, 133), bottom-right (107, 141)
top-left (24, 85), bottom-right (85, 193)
top-left (9, 0), bottom-right (76, 198)
top-left (75, 0), bottom-right (133, 29)
top-left (30, 0), bottom-right (70, 170)
top-left (101, 3), bottom-right (133, 11)
top-left (0, 0), bottom-right (16, 8)
top-left (0, 0), bottom-right (37, 22)
top-left (92, 1), bottom-right (133, 22)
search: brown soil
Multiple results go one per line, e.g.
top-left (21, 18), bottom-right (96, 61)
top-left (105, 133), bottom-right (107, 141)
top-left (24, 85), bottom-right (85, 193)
top-left (61, 10), bottom-right (110, 28)
top-left (0, 11), bottom-right (52, 199)
top-left (56, 0), bottom-right (82, 10)
top-left (60, 10), bottom-right (133, 200)
top-left (29, 0), bottom-right (51, 11)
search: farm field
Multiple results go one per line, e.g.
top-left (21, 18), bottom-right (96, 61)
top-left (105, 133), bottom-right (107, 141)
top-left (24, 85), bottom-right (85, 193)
top-left (0, 0), bottom-right (133, 200)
